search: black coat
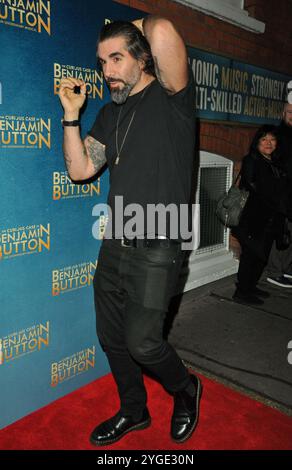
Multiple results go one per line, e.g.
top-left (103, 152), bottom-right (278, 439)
top-left (278, 121), bottom-right (292, 219)
top-left (232, 150), bottom-right (289, 260)
top-left (278, 121), bottom-right (292, 180)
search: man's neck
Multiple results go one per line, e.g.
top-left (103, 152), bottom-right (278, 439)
top-left (130, 74), bottom-right (156, 96)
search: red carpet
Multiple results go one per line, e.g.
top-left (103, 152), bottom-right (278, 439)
top-left (0, 373), bottom-right (291, 450)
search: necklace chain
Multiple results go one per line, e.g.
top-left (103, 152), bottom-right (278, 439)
top-left (115, 83), bottom-right (151, 165)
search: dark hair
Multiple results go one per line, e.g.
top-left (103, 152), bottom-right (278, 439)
top-left (250, 124), bottom-right (280, 160)
top-left (98, 21), bottom-right (155, 76)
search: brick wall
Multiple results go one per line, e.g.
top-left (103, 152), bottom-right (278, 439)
top-left (114, 0), bottom-right (292, 255)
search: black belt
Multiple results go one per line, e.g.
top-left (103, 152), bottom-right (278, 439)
top-left (117, 237), bottom-right (181, 249)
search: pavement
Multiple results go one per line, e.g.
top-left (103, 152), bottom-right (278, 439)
top-left (167, 272), bottom-right (292, 415)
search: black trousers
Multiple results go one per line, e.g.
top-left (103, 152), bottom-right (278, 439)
top-left (266, 220), bottom-right (292, 277)
top-left (93, 238), bottom-right (191, 420)
top-left (237, 247), bottom-right (267, 293)
top-left (237, 231), bottom-right (275, 293)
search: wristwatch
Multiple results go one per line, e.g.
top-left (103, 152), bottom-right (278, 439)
top-left (61, 118), bottom-right (80, 127)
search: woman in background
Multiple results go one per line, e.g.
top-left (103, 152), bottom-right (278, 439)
top-left (233, 125), bottom-right (289, 305)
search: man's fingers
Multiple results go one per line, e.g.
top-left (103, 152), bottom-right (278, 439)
top-left (59, 79), bottom-right (87, 96)
top-left (59, 78), bottom-right (85, 90)
top-left (62, 78), bottom-right (84, 87)
top-left (80, 83), bottom-right (87, 95)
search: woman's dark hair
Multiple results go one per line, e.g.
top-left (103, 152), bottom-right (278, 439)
top-left (250, 124), bottom-right (280, 160)
top-left (98, 21), bottom-right (155, 76)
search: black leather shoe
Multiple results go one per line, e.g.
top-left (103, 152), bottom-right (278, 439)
top-left (232, 289), bottom-right (264, 306)
top-left (90, 408), bottom-right (151, 446)
top-left (252, 287), bottom-right (270, 298)
top-left (171, 375), bottom-right (202, 443)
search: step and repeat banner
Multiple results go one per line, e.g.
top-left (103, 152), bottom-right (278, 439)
top-left (0, 0), bottom-right (143, 430)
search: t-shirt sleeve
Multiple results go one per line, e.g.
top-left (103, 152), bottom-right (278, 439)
top-left (167, 65), bottom-right (195, 117)
top-left (87, 104), bottom-right (106, 144)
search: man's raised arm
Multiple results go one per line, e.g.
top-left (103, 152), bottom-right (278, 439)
top-left (59, 78), bottom-right (106, 181)
top-left (133, 16), bottom-right (188, 94)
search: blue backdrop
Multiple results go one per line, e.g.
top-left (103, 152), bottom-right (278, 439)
top-left (0, 0), bottom-right (143, 430)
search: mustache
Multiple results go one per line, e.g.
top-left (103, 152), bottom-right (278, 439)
top-left (106, 78), bottom-right (126, 85)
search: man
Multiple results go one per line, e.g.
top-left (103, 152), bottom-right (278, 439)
top-left (266, 103), bottom-right (292, 288)
top-left (58, 17), bottom-right (201, 446)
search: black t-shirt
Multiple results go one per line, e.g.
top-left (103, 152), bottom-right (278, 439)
top-left (88, 68), bottom-right (196, 240)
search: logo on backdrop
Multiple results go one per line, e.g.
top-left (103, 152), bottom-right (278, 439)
top-left (94, 213), bottom-right (109, 240)
top-left (0, 0), bottom-right (51, 35)
top-left (0, 223), bottom-right (50, 260)
top-left (0, 115), bottom-right (51, 149)
top-left (0, 321), bottom-right (50, 365)
top-left (52, 171), bottom-right (100, 200)
top-left (52, 260), bottom-right (97, 296)
top-left (54, 63), bottom-right (104, 100)
top-left (51, 346), bottom-right (96, 387)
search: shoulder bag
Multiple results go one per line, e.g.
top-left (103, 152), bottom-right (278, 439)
top-left (215, 170), bottom-right (249, 228)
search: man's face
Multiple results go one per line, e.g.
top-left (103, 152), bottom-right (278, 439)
top-left (98, 36), bottom-right (143, 104)
top-left (283, 103), bottom-right (292, 127)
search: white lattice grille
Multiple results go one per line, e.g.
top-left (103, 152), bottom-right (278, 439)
top-left (196, 163), bottom-right (232, 254)
top-left (183, 152), bottom-right (237, 292)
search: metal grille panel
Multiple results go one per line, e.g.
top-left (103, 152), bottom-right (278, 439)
top-left (197, 166), bottom-right (229, 253)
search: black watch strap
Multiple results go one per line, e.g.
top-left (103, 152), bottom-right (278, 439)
top-left (61, 119), bottom-right (80, 127)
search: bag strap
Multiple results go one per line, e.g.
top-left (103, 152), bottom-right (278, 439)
top-left (232, 169), bottom-right (242, 187)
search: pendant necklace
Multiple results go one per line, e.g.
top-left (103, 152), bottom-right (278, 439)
top-left (115, 82), bottom-right (151, 165)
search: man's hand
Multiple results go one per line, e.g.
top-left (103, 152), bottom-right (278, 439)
top-left (132, 19), bottom-right (144, 34)
top-left (59, 78), bottom-right (87, 120)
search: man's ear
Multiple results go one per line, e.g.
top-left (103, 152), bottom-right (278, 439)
top-left (139, 51), bottom-right (150, 71)
top-left (138, 58), bottom-right (146, 71)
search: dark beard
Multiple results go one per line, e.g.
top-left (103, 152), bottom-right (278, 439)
top-left (110, 82), bottom-right (134, 104)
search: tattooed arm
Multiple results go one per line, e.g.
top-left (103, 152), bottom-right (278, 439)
top-left (63, 128), bottom-right (106, 181)
top-left (83, 135), bottom-right (106, 175)
top-left (58, 77), bottom-right (106, 180)
top-left (134, 16), bottom-right (188, 94)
